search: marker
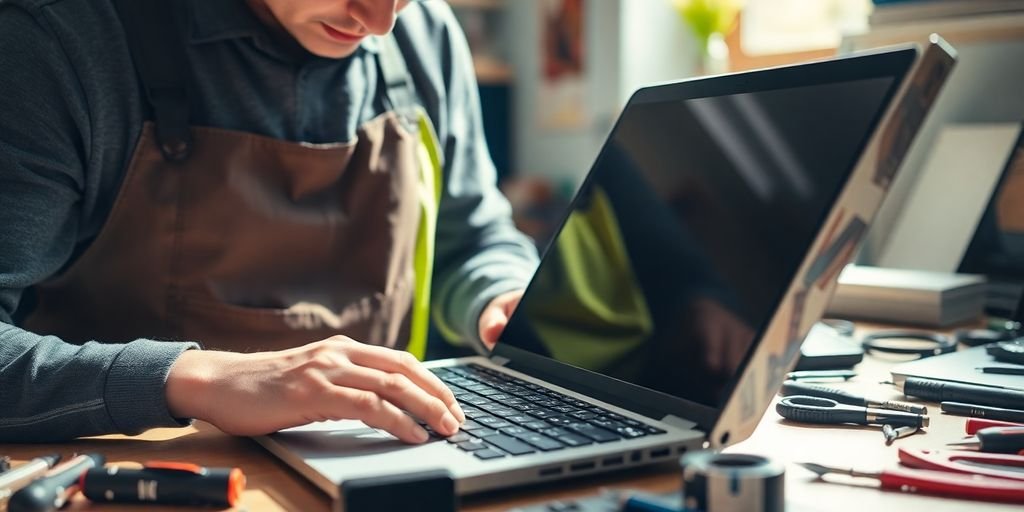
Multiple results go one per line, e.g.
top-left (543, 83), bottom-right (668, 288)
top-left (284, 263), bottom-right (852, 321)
top-left (8, 453), bottom-right (103, 512)
top-left (0, 454), bottom-right (61, 504)
top-left (977, 366), bottom-right (1024, 376)
top-left (888, 377), bottom-right (1024, 410)
top-left (942, 402), bottom-right (1024, 424)
top-left (81, 461), bottom-right (245, 508)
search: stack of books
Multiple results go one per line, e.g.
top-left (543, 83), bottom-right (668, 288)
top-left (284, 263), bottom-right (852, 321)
top-left (870, 0), bottom-right (1024, 26)
top-left (825, 265), bottom-right (988, 327)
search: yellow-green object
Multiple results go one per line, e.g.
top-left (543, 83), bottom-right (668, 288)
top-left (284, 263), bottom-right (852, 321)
top-left (673, 0), bottom-right (743, 51)
top-left (526, 186), bottom-right (653, 370)
top-left (407, 109), bottom-right (444, 361)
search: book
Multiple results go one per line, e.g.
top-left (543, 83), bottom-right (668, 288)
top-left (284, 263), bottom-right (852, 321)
top-left (826, 265), bottom-right (987, 327)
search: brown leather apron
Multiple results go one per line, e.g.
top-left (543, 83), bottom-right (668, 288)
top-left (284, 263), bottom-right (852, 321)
top-left (24, 2), bottom-right (433, 353)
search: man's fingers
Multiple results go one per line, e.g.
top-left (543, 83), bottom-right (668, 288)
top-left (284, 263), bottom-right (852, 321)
top-left (327, 364), bottom-right (459, 436)
top-left (344, 344), bottom-right (465, 423)
top-left (325, 387), bottom-right (430, 444)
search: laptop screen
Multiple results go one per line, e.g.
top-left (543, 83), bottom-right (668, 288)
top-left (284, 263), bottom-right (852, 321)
top-left (497, 54), bottom-right (911, 413)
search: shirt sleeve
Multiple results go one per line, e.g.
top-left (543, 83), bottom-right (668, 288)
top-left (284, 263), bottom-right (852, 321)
top-left (425, 5), bottom-right (540, 353)
top-left (0, 4), bottom-right (197, 442)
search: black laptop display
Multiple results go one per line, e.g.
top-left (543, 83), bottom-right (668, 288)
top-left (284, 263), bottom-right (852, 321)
top-left (499, 55), bottom-right (912, 421)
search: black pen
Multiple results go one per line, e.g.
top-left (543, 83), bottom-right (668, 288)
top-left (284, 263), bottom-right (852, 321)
top-left (0, 454), bottom-right (61, 503)
top-left (942, 401), bottom-right (1024, 424)
top-left (888, 377), bottom-right (1024, 410)
top-left (977, 366), bottom-right (1024, 376)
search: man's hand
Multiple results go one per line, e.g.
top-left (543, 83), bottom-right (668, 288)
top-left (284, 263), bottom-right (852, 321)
top-left (165, 336), bottom-right (465, 443)
top-left (478, 290), bottom-right (524, 350)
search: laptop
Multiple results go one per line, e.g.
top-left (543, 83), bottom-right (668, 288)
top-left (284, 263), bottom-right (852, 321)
top-left (256, 37), bottom-right (956, 498)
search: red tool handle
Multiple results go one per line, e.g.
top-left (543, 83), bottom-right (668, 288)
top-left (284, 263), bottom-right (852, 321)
top-left (879, 467), bottom-right (1024, 503)
top-left (967, 418), bottom-right (1024, 435)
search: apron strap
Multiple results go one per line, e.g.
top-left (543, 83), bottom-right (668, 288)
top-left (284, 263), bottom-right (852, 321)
top-left (112, 0), bottom-right (193, 162)
top-left (375, 34), bottom-right (422, 134)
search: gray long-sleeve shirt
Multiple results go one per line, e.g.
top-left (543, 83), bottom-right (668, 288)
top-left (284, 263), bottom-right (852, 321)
top-left (0, 0), bottom-right (537, 441)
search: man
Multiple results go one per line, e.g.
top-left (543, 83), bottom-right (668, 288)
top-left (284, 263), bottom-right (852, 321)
top-left (0, 0), bottom-right (538, 443)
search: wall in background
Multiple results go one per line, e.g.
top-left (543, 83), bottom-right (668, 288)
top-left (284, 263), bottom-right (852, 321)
top-left (506, 0), bottom-right (696, 195)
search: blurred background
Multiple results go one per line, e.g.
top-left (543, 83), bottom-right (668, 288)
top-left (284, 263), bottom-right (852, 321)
top-left (448, 0), bottom-right (1024, 266)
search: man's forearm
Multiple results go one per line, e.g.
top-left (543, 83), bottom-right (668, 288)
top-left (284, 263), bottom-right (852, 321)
top-left (0, 323), bottom-right (196, 441)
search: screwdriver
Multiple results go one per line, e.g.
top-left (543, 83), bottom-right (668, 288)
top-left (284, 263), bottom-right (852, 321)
top-left (780, 380), bottom-right (927, 414)
top-left (948, 426), bottom-right (1024, 454)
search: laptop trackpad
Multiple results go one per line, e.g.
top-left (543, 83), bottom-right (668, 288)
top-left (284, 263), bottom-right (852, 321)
top-left (272, 420), bottom-right (406, 456)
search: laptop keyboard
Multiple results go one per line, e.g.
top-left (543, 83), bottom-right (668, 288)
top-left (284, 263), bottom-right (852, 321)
top-left (426, 364), bottom-right (666, 461)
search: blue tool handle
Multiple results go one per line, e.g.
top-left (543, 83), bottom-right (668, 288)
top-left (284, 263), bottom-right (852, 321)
top-left (780, 381), bottom-right (867, 407)
top-left (776, 396), bottom-right (866, 425)
top-left (904, 377), bottom-right (1024, 410)
top-left (976, 427), bottom-right (1024, 453)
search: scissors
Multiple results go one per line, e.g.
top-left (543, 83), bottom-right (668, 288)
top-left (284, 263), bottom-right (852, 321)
top-left (776, 395), bottom-right (929, 428)
top-left (799, 448), bottom-right (1024, 503)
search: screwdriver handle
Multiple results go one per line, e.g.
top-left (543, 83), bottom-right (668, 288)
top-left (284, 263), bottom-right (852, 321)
top-left (904, 378), bottom-right (1024, 410)
top-left (777, 396), bottom-right (866, 425)
top-left (976, 426), bottom-right (1024, 453)
top-left (780, 381), bottom-right (866, 406)
top-left (967, 418), bottom-right (1024, 435)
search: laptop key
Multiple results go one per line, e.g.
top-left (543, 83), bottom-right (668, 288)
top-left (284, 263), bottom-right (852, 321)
top-left (484, 434), bottom-right (536, 455)
top-left (540, 427), bottom-right (572, 437)
top-left (473, 448), bottom-right (506, 460)
top-left (456, 439), bottom-right (489, 451)
top-left (615, 427), bottom-right (647, 439)
top-left (500, 426), bottom-right (531, 437)
top-left (644, 426), bottom-right (667, 435)
top-left (545, 415), bottom-right (575, 426)
top-left (556, 434), bottom-right (594, 447)
top-left (527, 409), bottom-right (561, 419)
top-left (477, 417), bottom-right (513, 429)
top-left (469, 428), bottom-right (499, 437)
top-left (505, 415), bottom-right (534, 425)
top-left (570, 411), bottom-right (598, 421)
top-left (523, 421), bottom-right (550, 431)
top-left (446, 432), bottom-right (474, 443)
top-left (459, 420), bottom-right (486, 431)
top-left (568, 423), bottom-right (621, 443)
top-left (517, 433), bottom-right (565, 451)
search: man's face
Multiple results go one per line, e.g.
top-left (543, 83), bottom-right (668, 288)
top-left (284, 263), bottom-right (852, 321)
top-left (254, 0), bottom-right (411, 58)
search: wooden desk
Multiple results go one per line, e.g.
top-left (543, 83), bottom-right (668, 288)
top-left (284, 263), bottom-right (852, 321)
top-left (2, 349), bottom-right (1019, 511)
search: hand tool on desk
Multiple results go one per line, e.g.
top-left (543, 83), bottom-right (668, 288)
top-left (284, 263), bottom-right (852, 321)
top-left (81, 461), bottom-right (246, 508)
top-left (780, 380), bottom-right (927, 414)
top-left (898, 447), bottom-right (1024, 481)
top-left (776, 395), bottom-right (929, 428)
top-left (977, 366), bottom-right (1024, 376)
top-left (7, 453), bottom-right (104, 512)
top-left (882, 424), bottom-right (919, 445)
top-left (887, 377), bottom-right (1024, 410)
top-left (797, 460), bottom-right (1024, 503)
top-left (966, 417), bottom-right (1024, 435)
top-left (987, 339), bottom-right (1024, 365)
top-left (947, 426), bottom-right (1024, 454)
top-left (942, 401), bottom-right (1024, 424)
top-left (785, 370), bottom-right (857, 381)
top-left (0, 454), bottom-right (60, 503)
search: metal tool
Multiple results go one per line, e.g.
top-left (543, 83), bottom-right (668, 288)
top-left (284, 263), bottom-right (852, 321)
top-left (681, 452), bottom-right (784, 512)
top-left (0, 454), bottom-right (61, 504)
top-left (948, 426), bottom-right (1024, 454)
top-left (785, 370), bottom-right (856, 381)
top-left (889, 377), bottom-right (1024, 410)
top-left (797, 460), bottom-right (1024, 503)
top-left (942, 402), bottom-right (1024, 424)
top-left (780, 380), bottom-right (927, 414)
top-left (882, 424), bottom-right (918, 445)
top-left (776, 395), bottom-right (929, 428)
top-left (8, 453), bottom-right (104, 512)
top-left (899, 447), bottom-right (1024, 481)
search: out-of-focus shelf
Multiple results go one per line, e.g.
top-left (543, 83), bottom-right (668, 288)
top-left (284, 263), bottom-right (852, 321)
top-left (447, 0), bottom-right (505, 10)
top-left (474, 56), bottom-right (514, 84)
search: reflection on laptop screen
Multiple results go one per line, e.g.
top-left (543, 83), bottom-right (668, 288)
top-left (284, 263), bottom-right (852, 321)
top-left (499, 75), bottom-right (899, 409)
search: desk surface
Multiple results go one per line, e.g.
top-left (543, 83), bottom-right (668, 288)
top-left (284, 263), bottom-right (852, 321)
top-left (2, 340), bottom-right (1019, 511)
